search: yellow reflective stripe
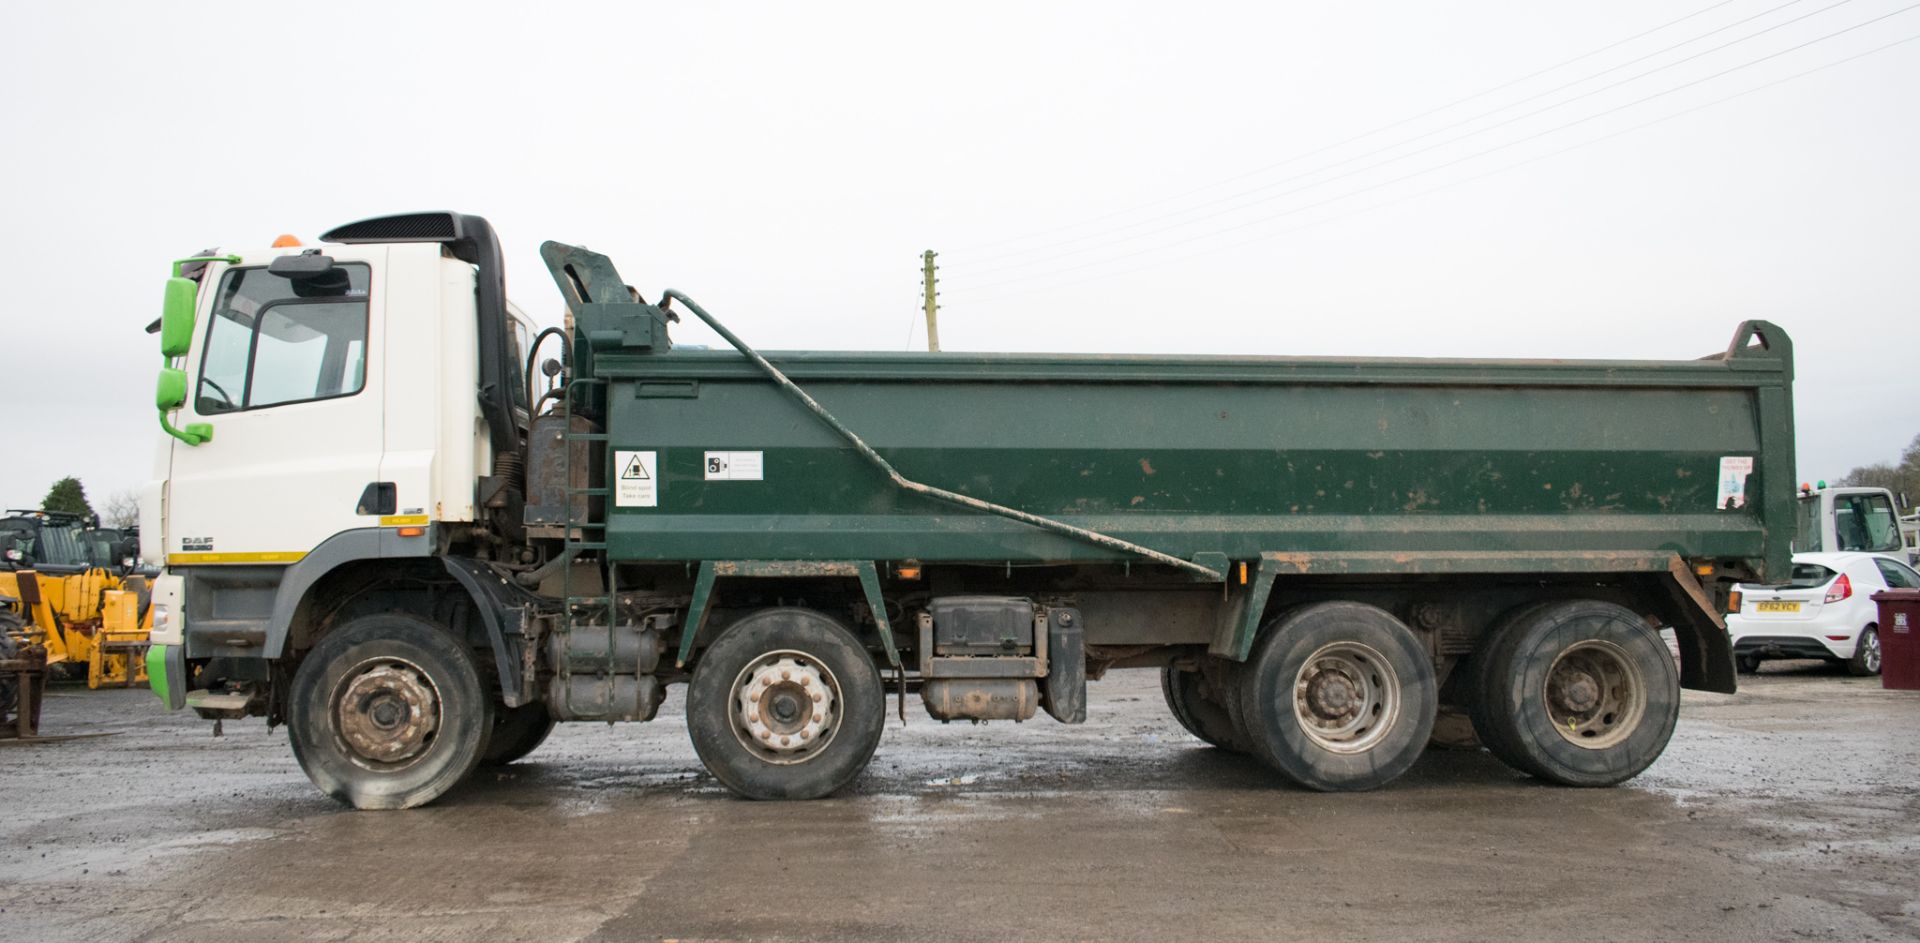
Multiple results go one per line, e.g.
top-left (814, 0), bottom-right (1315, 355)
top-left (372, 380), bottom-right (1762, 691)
top-left (167, 551), bottom-right (306, 565)
top-left (378, 515), bottom-right (430, 527)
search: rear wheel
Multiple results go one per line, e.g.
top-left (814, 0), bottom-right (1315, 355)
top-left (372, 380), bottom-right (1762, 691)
top-left (1735, 653), bottom-right (1762, 675)
top-left (1470, 600), bottom-right (1678, 786)
top-left (1846, 626), bottom-right (1881, 677)
top-left (288, 614), bottom-right (493, 810)
top-left (482, 702), bottom-right (556, 765)
top-left (1161, 664), bottom-right (1249, 753)
top-left (1236, 602), bottom-right (1437, 791)
top-left (1466, 602), bottom-right (1559, 773)
top-left (686, 608), bottom-right (885, 800)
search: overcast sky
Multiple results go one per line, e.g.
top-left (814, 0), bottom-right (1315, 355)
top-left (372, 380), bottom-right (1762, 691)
top-left (2, 1), bottom-right (1916, 511)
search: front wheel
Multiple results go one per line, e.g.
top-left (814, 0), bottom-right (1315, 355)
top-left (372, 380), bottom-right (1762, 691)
top-left (686, 608), bottom-right (885, 800)
top-left (288, 614), bottom-right (493, 810)
top-left (1736, 653), bottom-right (1762, 675)
top-left (1846, 627), bottom-right (1881, 677)
top-left (1470, 600), bottom-right (1678, 787)
top-left (1237, 602), bottom-right (1438, 791)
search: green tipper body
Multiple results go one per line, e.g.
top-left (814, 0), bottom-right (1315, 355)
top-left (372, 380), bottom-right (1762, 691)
top-left (592, 326), bottom-right (1794, 584)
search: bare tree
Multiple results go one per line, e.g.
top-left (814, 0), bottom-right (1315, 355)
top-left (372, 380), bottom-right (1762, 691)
top-left (1839, 433), bottom-right (1920, 509)
top-left (101, 489), bottom-right (141, 530)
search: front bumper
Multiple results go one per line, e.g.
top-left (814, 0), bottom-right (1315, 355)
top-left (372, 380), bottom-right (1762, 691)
top-left (146, 644), bottom-right (186, 710)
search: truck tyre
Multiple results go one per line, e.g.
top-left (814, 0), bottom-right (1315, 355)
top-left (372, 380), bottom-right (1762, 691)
top-left (1845, 626), bottom-right (1881, 676)
top-left (1464, 601), bottom-right (1559, 775)
top-left (686, 608), bottom-right (885, 800)
top-left (1161, 665), bottom-right (1248, 753)
top-left (287, 613), bottom-right (493, 810)
top-left (482, 703), bottom-right (556, 765)
top-left (1470, 599), bottom-right (1678, 786)
top-left (1236, 602), bottom-right (1437, 791)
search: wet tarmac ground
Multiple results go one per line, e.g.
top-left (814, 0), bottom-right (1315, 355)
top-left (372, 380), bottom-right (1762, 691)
top-left (1, 663), bottom-right (1916, 943)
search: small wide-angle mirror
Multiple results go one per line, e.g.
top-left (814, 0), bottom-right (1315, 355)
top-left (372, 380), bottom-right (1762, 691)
top-left (155, 366), bottom-right (213, 445)
top-left (155, 366), bottom-right (187, 409)
top-left (160, 277), bottom-right (197, 357)
top-left (273, 252), bottom-right (351, 297)
top-left (269, 252), bottom-right (337, 280)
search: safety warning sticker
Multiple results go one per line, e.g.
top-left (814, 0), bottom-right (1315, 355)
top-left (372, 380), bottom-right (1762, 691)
top-left (615, 450), bottom-right (657, 508)
top-left (704, 451), bottom-right (764, 481)
top-left (1716, 455), bottom-right (1753, 510)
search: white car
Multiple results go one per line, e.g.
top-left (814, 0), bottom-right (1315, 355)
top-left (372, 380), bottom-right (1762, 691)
top-left (1728, 551), bottom-right (1920, 676)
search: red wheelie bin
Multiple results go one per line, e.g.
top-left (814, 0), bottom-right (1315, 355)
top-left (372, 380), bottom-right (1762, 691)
top-left (1870, 589), bottom-right (1920, 691)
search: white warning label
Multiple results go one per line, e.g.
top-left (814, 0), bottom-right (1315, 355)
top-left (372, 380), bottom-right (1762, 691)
top-left (615, 450), bottom-right (657, 507)
top-left (1716, 455), bottom-right (1753, 510)
top-left (704, 451), bottom-right (764, 481)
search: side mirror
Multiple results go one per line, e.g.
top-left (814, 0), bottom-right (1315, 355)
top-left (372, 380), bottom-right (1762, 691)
top-left (160, 277), bottom-right (197, 357)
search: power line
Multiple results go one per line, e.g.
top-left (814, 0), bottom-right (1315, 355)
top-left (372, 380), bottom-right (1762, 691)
top-left (950, 1), bottom-right (1916, 298)
top-left (957, 22), bottom-right (1920, 306)
top-left (949, 0), bottom-right (1748, 257)
top-left (958, 0), bottom-right (1857, 284)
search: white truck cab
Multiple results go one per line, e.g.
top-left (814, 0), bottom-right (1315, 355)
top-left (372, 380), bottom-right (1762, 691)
top-left (144, 215), bottom-right (537, 740)
top-left (1792, 483), bottom-right (1910, 564)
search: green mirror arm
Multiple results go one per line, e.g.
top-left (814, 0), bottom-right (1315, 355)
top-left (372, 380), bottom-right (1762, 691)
top-left (158, 409), bottom-right (212, 446)
top-left (171, 255), bottom-right (240, 277)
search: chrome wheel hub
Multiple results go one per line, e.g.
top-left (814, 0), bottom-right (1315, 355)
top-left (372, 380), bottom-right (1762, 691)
top-left (732, 652), bottom-right (839, 765)
top-left (1292, 641), bottom-right (1400, 754)
top-left (335, 660), bottom-right (440, 767)
top-left (1545, 640), bottom-right (1646, 750)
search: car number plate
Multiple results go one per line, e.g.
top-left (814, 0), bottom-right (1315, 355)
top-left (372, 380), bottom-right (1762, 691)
top-left (1756, 601), bottom-right (1801, 613)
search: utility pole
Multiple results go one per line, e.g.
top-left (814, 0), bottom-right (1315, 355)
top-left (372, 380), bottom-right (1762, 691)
top-left (920, 250), bottom-right (941, 352)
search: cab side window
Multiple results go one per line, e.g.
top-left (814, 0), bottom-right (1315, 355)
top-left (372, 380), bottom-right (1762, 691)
top-left (196, 264), bottom-right (371, 413)
top-left (1835, 495), bottom-right (1901, 553)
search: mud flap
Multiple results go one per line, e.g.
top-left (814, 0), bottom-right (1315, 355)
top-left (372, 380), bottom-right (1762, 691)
top-left (1042, 607), bottom-right (1085, 723)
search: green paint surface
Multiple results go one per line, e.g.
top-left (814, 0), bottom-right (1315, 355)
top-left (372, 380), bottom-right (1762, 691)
top-left (595, 326), bottom-right (1795, 581)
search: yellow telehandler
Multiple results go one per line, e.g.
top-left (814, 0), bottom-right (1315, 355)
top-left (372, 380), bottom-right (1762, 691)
top-left (0, 510), bottom-right (150, 691)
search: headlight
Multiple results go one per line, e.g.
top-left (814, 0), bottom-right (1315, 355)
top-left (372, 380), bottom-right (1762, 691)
top-left (151, 604), bottom-right (170, 634)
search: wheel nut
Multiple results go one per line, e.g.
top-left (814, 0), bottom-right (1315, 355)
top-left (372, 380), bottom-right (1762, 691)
top-left (780, 736), bottom-right (790, 746)
top-left (781, 670), bottom-right (791, 680)
top-left (800, 676), bottom-right (811, 686)
top-left (750, 691), bottom-right (761, 703)
top-left (759, 730), bottom-right (771, 741)
top-left (811, 692), bottom-right (822, 702)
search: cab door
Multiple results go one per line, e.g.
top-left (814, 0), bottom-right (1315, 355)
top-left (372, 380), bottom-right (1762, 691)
top-left (164, 247), bottom-right (388, 563)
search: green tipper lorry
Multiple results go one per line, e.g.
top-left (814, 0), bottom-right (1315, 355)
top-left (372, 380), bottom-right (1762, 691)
top-left (143, 212), bottom-right (1793, 808)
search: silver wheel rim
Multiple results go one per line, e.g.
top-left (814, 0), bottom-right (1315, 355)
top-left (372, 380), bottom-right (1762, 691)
top-left (1292, 641), bottom-right (1400, 754)
top-left (1862, 629), bottom-right (1881, 673)
top-left (1544, 640), bottom-right (1646, 750)
top-left (332, 657), bottom-right (441, 771)
top-left (730, 650), bottom-right (840, 766)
